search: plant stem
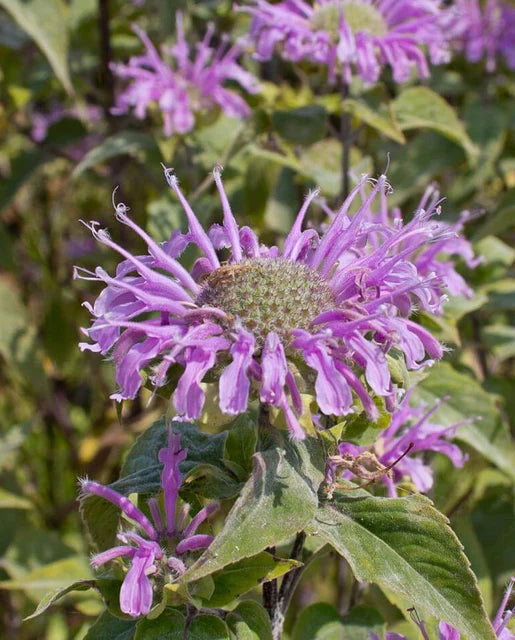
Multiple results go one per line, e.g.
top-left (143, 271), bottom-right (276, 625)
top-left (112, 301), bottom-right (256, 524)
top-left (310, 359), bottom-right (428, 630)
top-left (263, 545), bottom-right (279, 621)
top-left (98, 0), bottom-right (115, 120)
top-left (277, 531), bottom-right (306, 612)
top-left (340, 82), bottom-right (351, 201)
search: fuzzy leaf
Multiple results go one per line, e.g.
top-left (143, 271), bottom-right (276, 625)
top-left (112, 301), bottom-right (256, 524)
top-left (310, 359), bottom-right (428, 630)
top-left (180, 435), bottom-right (325, 582)
top-left (308, 490), bottom-right (496, 640)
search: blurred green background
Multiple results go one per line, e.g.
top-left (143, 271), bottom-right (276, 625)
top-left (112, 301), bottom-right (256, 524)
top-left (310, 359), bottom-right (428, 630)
top-left (0, 1), bottom-right (513, 638)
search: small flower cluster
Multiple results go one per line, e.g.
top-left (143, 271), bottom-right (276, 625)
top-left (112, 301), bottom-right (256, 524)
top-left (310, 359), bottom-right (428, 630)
top-left (80, 432), bottom-right (217, 617)
top-left (442, 0), bottom-right (515, 71)
top-left (325, 391), bottom-right (469, 497)
top-left (110, 13), bottom-right (259, 136)
top-left (241, 0), bottom-right (450, 84)
top-left (371, 576), bottom-right (515, 639)
top-left (76, 167), bottom-right (476, 439)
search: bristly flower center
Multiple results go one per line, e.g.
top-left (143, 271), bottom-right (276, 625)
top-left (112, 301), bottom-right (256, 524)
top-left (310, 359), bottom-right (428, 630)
top-left (311, 2), bottom-right (388, 39)
top-left (196, 258), bottom-right (335, 349)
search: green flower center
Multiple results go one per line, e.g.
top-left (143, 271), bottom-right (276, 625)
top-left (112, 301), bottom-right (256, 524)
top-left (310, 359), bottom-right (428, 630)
top-left (310, 1), bottom-right (388, 39)
top-left (195, 258), bottom-right (335, 350)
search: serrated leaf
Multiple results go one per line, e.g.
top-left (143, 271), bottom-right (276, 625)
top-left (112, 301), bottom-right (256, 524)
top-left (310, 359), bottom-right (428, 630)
top-left (203, 551), bottom-right (301, 608)
top-left (392, 87), bottom-right (478, 163)
top-left (134, 607), bottom-right (186, 639)
top-left (342, 97), bottom-right (405, 144)
top-left (181, 435), bottom-right (325, 582)
top-left (0, 0), bottom-right (72, 93)
top-left (84, 610), bottom-right (136, 640)
top-left (24, 579), bottom-right (95, 620)
top-left (307, 491), bottom-right (496, 640)
top-left (292, 602), bottom-right (344, 640)
top-left (226, 601), bottom-right (273, 640)
top-left (72, 132), bottom-right (158, 177)
top-left (189, 614), bottom-right (230, 639)
top-left (413, 362), bottom-right (515, 480)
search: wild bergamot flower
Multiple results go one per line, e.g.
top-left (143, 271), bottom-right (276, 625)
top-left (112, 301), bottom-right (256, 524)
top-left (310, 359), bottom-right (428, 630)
top-left (76, 167), bottom-right (456, 439)
top-left (241, 0), bottom-right (450, 84)
top-left (111, 13), bottom-right (260, 136)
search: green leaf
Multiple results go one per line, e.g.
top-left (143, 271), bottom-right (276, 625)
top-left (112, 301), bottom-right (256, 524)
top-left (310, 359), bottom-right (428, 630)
top-left (188, 614), bottom-right (230, 639)
top-left (0, 278), bottom-right (48, 395)
top-left (0, 0), bottom-right (72, 93)
top-left (474, 190), bottom-right (515, 240)
top-left (272, 106), bottom-right (328, 146)
top-left (0, 556), bottom-right (92, 600)
top-left (72, 132), bottom-right (159, 178)
top-left (307, 491), bottom-right (496, 640)
top-left (451, 516), bottom-right (493, 613)
top-left (85, 610), bottom-right (136, 640)
top-left (121, 419), bottom-right (227, 478)
top-left (24, 579), bottom-right (95, 620)
top-left (392, 87), bottom-right (478, 162)
top-left (413, 362), bottom-right (515, 480)
top-left (342, 97), bottom-right (405, 144)
top-left (291, 603), bottom-right (344, 640)
top-left (134, 608), bottom-right (186, 639)
top-left (482, 325), bottom-right (515, 362)
top-left (183, 463), bottom-right (242, 501)
top-left (341, 606), bottom-right (386, 640)
top-left (226, 601), bottom-right (273, 640)
top-left (224, 412), bottom-right (258, 477)
top-left (0, 148), bottom-right (48, 212)
top-left (0, 487), bottom-right (31, 510)
top-left (204, 551), bottom-right (301, 608)
top-left (181, 435), bottom-right (325, 582)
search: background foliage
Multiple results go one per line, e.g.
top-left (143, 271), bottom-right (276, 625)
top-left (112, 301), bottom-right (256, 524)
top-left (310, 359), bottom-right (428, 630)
top-left (0, 0), bottom-right (513, 638)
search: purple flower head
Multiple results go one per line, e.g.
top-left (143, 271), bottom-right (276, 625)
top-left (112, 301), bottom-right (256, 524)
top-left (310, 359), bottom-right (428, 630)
top-left (372, 577), bottom-right (515, 639)
top-left (79, 431), bottom-right (217, 618)
top-left (442, 0), bottom-right (515, 71)
top-left (110, 13), bottom-right (260, 136)
top-left (240, 0), bottom-right (450, 85)
top-left (327, 390), bottom-right (469, 497)
top-left (76, 167), bottom-right (457, 439)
